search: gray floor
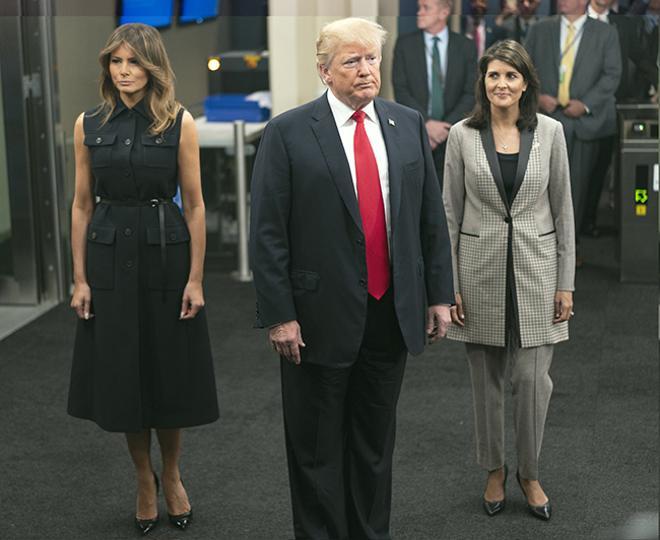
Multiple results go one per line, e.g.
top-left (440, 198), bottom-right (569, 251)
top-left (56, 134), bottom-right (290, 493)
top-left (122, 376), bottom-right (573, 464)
top-left (0, 300), bottom-right (57, 342)
top-left (0, 231), bottom-right (657, 540)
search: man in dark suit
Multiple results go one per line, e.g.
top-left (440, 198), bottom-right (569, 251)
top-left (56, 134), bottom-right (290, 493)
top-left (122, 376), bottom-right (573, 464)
top-left (249, 17), bottom-right (454, 540)
top-left (582, 0), bottom-right (647, 235)
top-left (524, 0), bottom-right (621, 257)
top-left (393, 0), bottom-right (477, 186)
top-left (495, 0), bottom-right (542, 43)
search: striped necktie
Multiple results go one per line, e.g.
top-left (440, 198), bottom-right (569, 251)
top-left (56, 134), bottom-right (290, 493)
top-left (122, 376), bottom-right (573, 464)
top-left (558, 23), bottom-right (576, 106)
top-left (430, 36), bottom-right (445, 120)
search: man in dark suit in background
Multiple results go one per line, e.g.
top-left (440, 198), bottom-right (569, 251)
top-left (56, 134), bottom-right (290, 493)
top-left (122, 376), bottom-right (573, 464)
top-left (495, 0), bottom-right (542, 43)
top-left (250, 17), bottom-right (454, 540)
top-left (525, 0), bottom-right (621, 262)
top-left (582, 0), bottom-right (647, 235)
top-left (393, 0), bottom-right (477, 186)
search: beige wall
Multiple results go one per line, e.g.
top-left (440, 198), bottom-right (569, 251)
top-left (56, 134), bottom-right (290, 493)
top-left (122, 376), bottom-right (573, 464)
top-left (268, 0), bottom-right (399, 116)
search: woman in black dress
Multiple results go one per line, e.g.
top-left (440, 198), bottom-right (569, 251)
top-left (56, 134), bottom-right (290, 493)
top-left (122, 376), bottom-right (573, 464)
top-left (68, 23), bottom-right (218, 534)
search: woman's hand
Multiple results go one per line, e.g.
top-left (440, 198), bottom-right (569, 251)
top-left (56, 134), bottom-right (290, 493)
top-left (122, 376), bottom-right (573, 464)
top-left (180, 280), bottom-right (205, 319)
top-left (71, 282), bottom-right (94, 320)
top-left (553, 290), bottom-right (574, 323)
top-left (450, 292), bottom-right (465, 327)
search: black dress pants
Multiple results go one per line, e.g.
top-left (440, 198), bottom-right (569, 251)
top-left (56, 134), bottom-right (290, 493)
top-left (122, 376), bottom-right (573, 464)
top-left (280, 290), bottom-right (407, 540)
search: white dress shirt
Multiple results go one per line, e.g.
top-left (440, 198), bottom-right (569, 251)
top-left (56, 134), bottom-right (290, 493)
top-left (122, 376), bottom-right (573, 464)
top-left (326, 89), bottom-right (391, 248)
top-left (560, 14), bottom-right (588, 60)
top-left (423, 27), bottom-right (449, 116)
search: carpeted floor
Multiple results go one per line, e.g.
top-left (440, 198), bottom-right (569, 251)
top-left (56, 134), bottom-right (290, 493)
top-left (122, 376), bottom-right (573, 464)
top-left (0, 231), bottom-right (657, 540)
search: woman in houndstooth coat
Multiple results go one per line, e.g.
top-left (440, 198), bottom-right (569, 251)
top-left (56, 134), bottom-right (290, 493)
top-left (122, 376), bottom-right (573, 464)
top-left (443, 40), bottom-right (575, 522)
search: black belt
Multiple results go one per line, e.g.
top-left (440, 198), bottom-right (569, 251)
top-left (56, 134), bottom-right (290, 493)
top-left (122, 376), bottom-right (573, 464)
top-left (99, 198), bottom-right (172, 301)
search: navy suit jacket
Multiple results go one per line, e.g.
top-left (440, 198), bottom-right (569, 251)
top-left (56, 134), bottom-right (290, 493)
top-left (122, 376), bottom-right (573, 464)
top-left (249, 93), bottom-right (454, 367)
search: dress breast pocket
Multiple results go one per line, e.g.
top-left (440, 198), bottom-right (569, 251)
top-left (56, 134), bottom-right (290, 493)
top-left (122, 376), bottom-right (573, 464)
top-left (86, 225), bottom-right (116, 289)
top-left (84, 133), bottom-right (116, 168)
top-left (141, 133), bottom-right (177, 169)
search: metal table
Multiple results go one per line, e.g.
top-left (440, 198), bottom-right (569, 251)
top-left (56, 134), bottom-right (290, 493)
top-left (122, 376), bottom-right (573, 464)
top-left (194, 117), bottom-right (267, 282)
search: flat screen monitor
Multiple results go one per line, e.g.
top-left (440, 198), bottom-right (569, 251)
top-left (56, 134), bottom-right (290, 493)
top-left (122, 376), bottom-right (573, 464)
top-left (118, 0), bottom-right (174, 28)
top-left (179, 0), bottom-right (220, 24)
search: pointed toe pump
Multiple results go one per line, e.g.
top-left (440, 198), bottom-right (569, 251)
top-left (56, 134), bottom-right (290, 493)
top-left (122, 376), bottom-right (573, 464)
top-left (516, 470), bottom-right (552, 521)
top-left (134, 473), bottom-right (160, 535)
top-left (483, 464), bottom-right (508, 516)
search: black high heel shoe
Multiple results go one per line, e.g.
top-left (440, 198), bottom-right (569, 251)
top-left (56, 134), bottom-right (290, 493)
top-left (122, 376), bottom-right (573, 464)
top-left (134, 472), bottom-right (160, 535)
top-left (483, 464), bottom-right (508, 516)
top-left (516, 470), bottom-right (552, 521)
top-left (167, 479), bottom-right (193, 530)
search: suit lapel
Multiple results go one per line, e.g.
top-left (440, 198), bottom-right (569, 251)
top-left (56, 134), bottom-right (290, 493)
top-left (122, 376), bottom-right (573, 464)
top-left (374, 99), bottom-right (402, 233)
top-left (551, 17), bottom-right (561, 76)
top-left (480, 126), bottom-right (509, 212)
top-left (310, 94), bottom-right (363, 233)
top-left (572, 18), bottom-right (594, 76)
top-left (511, 127), bottom-right (534, 202)
top-left (445, 32), bottom-right (457, 106)
top-left (413, 31), bottom-right (429, 106)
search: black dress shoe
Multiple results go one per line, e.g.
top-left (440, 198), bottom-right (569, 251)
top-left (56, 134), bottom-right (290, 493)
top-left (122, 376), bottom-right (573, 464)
top-left (135, 473), bottom-right (160, 535)
top-left (483, 464), bottom-right (508, 516)
top-left (516, 470), bottom-right (552, 521)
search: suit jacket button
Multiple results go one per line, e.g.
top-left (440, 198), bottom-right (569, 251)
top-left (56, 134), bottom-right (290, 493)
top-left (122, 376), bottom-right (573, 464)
top-left (359, 278), bottom-right (367, 288)
top-left (357, 238), bottom-right (364, 246)
top-left (90, 231), bottom-right (97, 240)
top-left (95, 137), bottom-right (102, 144)
top-left (169, 232), bottom-right (177, 241)
top-left (125, 259), bottom-right (134, 268)
top-left (504, 216), bottom-right (512, 224)
top-left (124, 138), bottom-right (132, 146)
top-left (124, 227), bottom-right (133, 237)
top-left (155, 137), bottom-right (164, 144)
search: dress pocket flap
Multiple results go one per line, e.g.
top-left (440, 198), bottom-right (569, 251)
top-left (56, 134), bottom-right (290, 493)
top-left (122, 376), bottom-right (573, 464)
top-left (147, 226), bottom-right (190, 244)
top-left (141, 133), bottom-right (177, 147)
top-left (87, 225), bottom-right (116, 244)
top-left (84, 133), bottom-right (117, 147)
top-left (290, 270), bottom-right (320, 291)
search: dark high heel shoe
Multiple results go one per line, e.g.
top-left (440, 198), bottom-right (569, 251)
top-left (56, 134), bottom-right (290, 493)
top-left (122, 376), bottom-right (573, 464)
top-left (516, 470), bottom-right (552, 521)
top-left (167, 478), bottom-right (193, 530)
top-left (483, 464), bottom-right (508, 516)
top-left (134, 472), bottom-right (159, 535)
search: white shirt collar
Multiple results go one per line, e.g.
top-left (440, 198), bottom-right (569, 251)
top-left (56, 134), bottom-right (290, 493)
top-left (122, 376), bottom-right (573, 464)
top-left (561, 13), bottom-right (588, 31)
top-left (587, 4), bottom-right (609, 21)
top-left (423, 26), bottom-right (449, 46)
top-left (326, 88), bottom-right (378, 127)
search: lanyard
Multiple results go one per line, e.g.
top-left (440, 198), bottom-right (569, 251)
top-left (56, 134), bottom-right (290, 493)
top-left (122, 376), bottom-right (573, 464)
top-left (559, 23), bottom-right (585, 62)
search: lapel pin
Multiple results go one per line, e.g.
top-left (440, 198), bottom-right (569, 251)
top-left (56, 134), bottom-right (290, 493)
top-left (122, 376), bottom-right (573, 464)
top-left (388, 118), bottom-right (395, 126)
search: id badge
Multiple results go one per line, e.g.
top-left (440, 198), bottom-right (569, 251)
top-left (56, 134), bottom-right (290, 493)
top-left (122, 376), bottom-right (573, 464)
top-left (559, 64), bottom-right (566, 84)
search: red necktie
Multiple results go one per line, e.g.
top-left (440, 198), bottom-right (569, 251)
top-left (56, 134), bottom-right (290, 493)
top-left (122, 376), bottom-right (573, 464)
top-left (352, 110), bottom-right (390, 300)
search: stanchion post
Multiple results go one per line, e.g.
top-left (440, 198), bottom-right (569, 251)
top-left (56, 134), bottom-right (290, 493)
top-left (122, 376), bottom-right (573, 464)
top-left (232, 120), bottom-right (252, 282)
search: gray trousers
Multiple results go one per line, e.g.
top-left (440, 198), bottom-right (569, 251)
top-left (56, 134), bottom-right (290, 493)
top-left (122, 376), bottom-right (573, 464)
top-left (465, 343), bottom-right (554, 480)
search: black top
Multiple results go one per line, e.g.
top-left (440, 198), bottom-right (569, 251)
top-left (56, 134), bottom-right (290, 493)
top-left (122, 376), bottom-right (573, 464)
top-left (83, 99), bottom-right (183, 201)
top-left (497, 152), bottom-right (519, 205)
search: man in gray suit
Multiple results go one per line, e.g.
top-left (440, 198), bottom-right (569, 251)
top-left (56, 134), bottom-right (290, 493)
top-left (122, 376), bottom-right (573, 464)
top-left (524, 0), bottom-right (621, 254)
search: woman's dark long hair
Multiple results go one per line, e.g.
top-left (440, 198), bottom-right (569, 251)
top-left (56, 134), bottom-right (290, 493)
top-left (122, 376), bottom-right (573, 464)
top-left (466, 39), bottom-right (540, 131)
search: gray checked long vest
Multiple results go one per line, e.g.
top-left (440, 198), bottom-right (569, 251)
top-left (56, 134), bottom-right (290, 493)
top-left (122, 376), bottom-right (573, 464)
top-left (443, 114), bottom-right (575, 348)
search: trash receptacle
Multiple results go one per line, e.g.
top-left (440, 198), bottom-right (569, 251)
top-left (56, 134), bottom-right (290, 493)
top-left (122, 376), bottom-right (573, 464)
top-left (617, 104), bottom-right (659, 283)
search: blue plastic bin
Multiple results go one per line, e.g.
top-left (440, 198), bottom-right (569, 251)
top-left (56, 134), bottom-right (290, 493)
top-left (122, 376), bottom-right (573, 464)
top-left (204, 93), bottom-right (270, 122)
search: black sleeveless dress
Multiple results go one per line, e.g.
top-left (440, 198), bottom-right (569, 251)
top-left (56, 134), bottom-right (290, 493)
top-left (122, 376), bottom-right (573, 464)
top-left (68, 99), bottom-right (219, 432)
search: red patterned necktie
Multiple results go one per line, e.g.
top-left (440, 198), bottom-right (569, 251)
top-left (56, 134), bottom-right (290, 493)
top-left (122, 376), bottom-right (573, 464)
top-left (352, 109), bottom-right (390, 300)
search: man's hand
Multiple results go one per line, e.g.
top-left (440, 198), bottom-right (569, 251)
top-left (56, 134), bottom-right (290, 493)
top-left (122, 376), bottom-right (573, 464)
top-left (538, 94), bottom-right (558, 114)
top-left (563, 99), bottom-right (587, 118)
top-left (426, 120), bottom-right (452, 147)
top-left (426, 304), bottom-right (452, 343)
top-left (269, 320), bottom-right (305, 365)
